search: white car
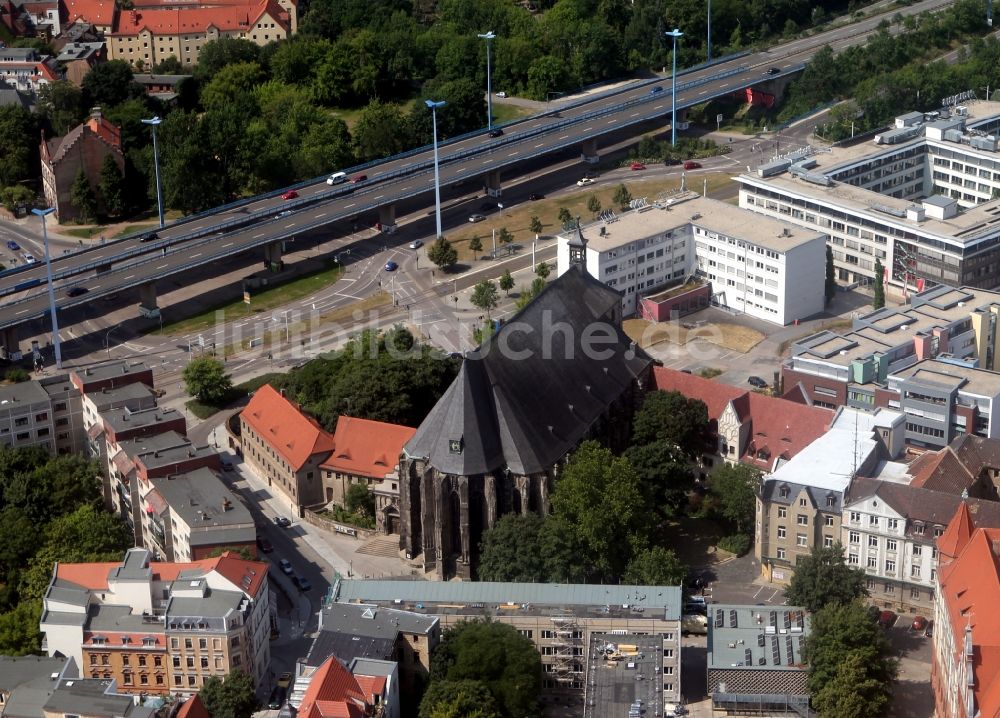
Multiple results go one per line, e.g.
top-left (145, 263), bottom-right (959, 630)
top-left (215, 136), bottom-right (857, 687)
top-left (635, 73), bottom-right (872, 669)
top-left (278, 559), bottom-right (294, 575)
top-left (495, 91), bottom-right (507, 98)
top-left (22, 253), bottom-right (36, 263)
top-left (576, 177), bottom-right (595, 186)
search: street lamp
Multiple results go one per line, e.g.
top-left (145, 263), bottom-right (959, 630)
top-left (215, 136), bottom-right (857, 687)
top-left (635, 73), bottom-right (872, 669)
top-left (426, 99), bottom-right (447, 240)
top-left (665, 29), bottom-right (684, 146)
top-left (142, 116), bottom-right (164, 229)
top-left (478, 31), bottom-right (496, 129)
top-left (32, 207), bottom-right (61, 369)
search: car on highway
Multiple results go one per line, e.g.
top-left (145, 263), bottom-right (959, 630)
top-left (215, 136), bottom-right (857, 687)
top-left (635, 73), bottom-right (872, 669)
top-left (65, 286), bottom-right (88, 297)
top-left (273, 516), bottom-right (291, 528)
top-left (384, 260), bottom-right (398, 272)
top-left (488, 128), bottom-right (504, 138)
top-left (495, 91), bottom-right (507, 98)
top-left (6, 241), bottom-right (20, 251)
top-left (256, 537), bottom-right (273, 553)
top-left (278, 559), bottom-right (294, 575)
top-left (294, 575), bottom-right (312, 591)
top-left (22, 253), bottom-right (35, 263)
top-left (747, 375), bottom-right (768, 389)
top-left (577, 177), bottom-right (595, 186)
top-left (683, 160), bottom-right (702, 170)
top-left (351, 174), bottom-right (367, 183)
top-left (764, 66), bottom-right (781, 75)
top-left (649, 85), bottom-right (664, 95)
top-left (528, 193), bottom-right (544, 201)
top-left (281, 190), bottom-right (299, 200)
top-left (275, 210), bottom-right (293, 219)
top-left (630, 162), bottom-right (646, 171)
top-left (468, 214), bottom-right (486, 223)
top-left (139, 231), bottom-right (158, 242)
top-left (408, 240), bottom-right (423, 249)
top-left (326, 171), bottom-right (347, 185)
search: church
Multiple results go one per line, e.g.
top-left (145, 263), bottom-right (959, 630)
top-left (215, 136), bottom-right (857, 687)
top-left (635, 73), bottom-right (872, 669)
top-left (399, 232), bottom-right (655, 580)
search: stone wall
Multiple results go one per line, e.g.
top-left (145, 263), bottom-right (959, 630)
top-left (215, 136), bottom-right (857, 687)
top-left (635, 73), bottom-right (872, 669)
top-left (302, 507), bottom-right (377, 540)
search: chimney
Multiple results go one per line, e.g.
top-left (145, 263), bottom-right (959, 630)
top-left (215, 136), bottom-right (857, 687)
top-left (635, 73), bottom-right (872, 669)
top-left (223, 498), bottom-right (232, 511)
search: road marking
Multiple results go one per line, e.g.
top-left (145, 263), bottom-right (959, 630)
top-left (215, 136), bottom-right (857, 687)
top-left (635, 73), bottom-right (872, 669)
top-left (630, 112), bottom-right (639, 118)
top-left (156, 264), bottom-right (168, 270)
top-left (698, 90), bottom-right (708, 95)
top-left (222, 242), bottom-right (233, 247)
top-left (653, 104), bottom-right (664, 109)
top-left (15, 309), bottom-right (28, 315)
top-left (607, 119), bottom-right (615, 124)
top-left (373, 195), bottom-right (384, 200)
top-left (123, 274), bottom-right (134, 281)
top-left (285, 223), bottom-right (296, 228)
top-left (316, 212), bottom-right (327, 218)
top-left (253, 232), bottom-right (265, 238)
top-left (191, 253), bottom-right (202, 258)
top-left (558, 134), bottom-right (569, 140)
top-left (508, 151), bottom-right (519, 157)
top-left (534, 142), bottom-right (545, 148)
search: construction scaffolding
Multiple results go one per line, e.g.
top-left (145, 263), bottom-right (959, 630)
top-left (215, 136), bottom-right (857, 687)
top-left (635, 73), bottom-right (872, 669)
top-left (549, 616), bottom-right (583, 683)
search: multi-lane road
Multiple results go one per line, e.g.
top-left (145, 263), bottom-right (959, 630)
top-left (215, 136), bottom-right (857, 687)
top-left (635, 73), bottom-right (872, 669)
top-left (0, 0), bottom-right (958, 336)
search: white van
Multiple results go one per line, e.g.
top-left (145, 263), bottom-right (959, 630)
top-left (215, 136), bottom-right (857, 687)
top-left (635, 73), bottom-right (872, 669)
top-left (682, 613), bottom-right (708, 636)
top-left (326, 171), bottom-right (347, 185)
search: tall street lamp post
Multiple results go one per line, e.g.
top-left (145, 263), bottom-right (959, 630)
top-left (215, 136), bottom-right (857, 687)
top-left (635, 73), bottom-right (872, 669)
top-left (707, 0), bottom-right (712, 62)
top-left (478, 31), bottom-right (496, 130)
top-left (142, 116), bottom-right (164, 229)
top-left (426, 99), bottom-right (447, 240)
top-left (32, 207), bottom-right (61, 369)
top-left (665, 29), bottom-right (684, 146)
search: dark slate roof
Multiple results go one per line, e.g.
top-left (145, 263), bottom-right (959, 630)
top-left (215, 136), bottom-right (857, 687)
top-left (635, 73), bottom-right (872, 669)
top-left (760, 479), bottom-right (843, 513)
top-left (404, 265), bottom-right (652, 475)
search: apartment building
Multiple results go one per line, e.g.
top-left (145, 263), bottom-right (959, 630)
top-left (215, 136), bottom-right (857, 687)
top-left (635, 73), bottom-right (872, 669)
top-left (755, 407), bottom-right (905, 583)
top-left (555, 193), bottom-right (826, 325)
top-left (40, 548), bottom-right (270, 694)
top-left (932, 503), bottom-right (1000, 718)
top-left (0, 656), bottom-right (76, 716)
top-left (292, 655), bottom-right (398, 718)
top-left (70, 361), bottom-right (154, 397)
top-left (240, 385), bottom-right (334, 515)
top-left (0, 46), bottom-right (59, 95)
top-left (320, 416), bottom-right (415, 534)
top-left (907, 433), bottom-right (1000, 499)
top-left (0, 379), bottom-right (72, 455)
top-left (740, 101), bottom-right (1000, 291)
top-left (332, 579), bottom-right (683, 707)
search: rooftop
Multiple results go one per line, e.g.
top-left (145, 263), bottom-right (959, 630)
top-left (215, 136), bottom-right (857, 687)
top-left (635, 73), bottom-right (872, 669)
top-left (166, 589), bottom-right (245, 620)
top-left (587, 632), bottom-right (666, 718)
top-left (0, 380), bottom-right (51, 409)
top-left (149, 467), bottom-right (252, 534)
top-left (707, 604), bottom-right (810, 672)
top-left (0, 656), bottom-right (69, 718)
top-left (321, 416), bottom-right (416, 480)
top-left (86, 381), bottom-right (156, 411)
top-left (44, 679), bottom-right (140, 718)
top-left (241, 385), bottom-right (334, 472)
top-left (101, 405), bottom-right (183, 434)
top-left (890, 358), bottom-right (1000, 397)
top-left (71, 360), bottom-right (151, 388)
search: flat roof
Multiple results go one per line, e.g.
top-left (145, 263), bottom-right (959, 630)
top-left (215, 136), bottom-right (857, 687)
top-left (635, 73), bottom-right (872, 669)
top-left (87, 382), bottom-right (156, 410)
top-left (891, 358), bottom-right (1000, 396)
top-left (86, 603), bottom-right (164, 634)
top-left (566, 193), bottom-right (824, 253)
top-left (167, 590), bottom-right (243, 619)
top-left (707, 604), bottom-right (810, 671)
top-left (150, 468), bottom-right (252, 530)
top-left (587, 632), bottom-right (666, 717)
top-left (138, 442), bottom-right (217, 470)
top-left (0, 380), bottom-right (50, 409)
top-left (102, 405), bottom-right (181, 433)
top-left (44, 679), bottom-right (135, 717)
top-left (0, 656), bottom-right (68, 718)
top-left (73, 361), bottom-right (151, 385)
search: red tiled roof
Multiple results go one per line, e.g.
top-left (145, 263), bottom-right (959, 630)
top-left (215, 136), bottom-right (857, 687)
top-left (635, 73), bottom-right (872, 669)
top-left (176, 695), bottom-right (209, 718)
top-left (938, 502), bottom-right (976, 564)
top-left (241, 385), bottom-right (335, 472)
top-left (63, 0), bottom-right (117, 26)
top-left (55, 562), bottom-right (120, 590)
top-left (110, 0), bottom-right (287, 36)
top-left (354, 674), bottom-right (387, 700)
top-left (320, 416), bottom-right (415, 480)
top-left (208, 551), bottom-right (268, 599)
top-left (83, 630), bottom-right (165, 647)
top-left (651, 366), bottom-right (743, 420)
top-left (909, 447), bottom-right (976, 493)
top-left (298, 657), bottom-right (368, 718)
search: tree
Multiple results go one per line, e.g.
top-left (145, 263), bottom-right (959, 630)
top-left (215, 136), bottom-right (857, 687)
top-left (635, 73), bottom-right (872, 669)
top-left (535, 262), bottom-right (550, 279)
top-left (471, 280), bottom-right (499, 319)
top-left (873, 257), bottom-right (885, 309)
top-left (632, 390), bottom-right (709, 456)
top-left (529, 215), bottom-right (543, 235)
top-left (806, 601), bottom-right (896, 716)
top-left (345, 483), bottom-right (376, 518)
top-left (499, 269), bottom-right (514, 296)
top-left (0, 105), bottom-right (37, 190)
top-left (515, 277), bottom-right (547, 310)
top-left (623, 546), bottom-right (687, 586)
top-left (70, 169), bottom-right (97, 224)
top-left (198, 671), bottom-right (259, 718)
top-left (81, 60), bottom-right (143, 108)
top-left (710, 463), bottom-right (760, 535)
top-left (785, 543), bottom-right (868, 612)
top-left (477, 514), bottom-right (546, 583)
top-left (557, 207), bottom-right (572, 225)
top-left (183, 356), bottom-right (234, 406)
top-left (613, 183), bottom-right (633, 210)
top-left (497, 227), bottom-right (513, 245)
top-left (427, 620), bottom-right (541, 718)
top-left (427, 236), bottom-right (459, 270)
top-left (420, 679), bottom-right (500, 718)
top-left (586, 194), bottom-right (601, 217)
top-left (353, 98), bottom-right (409, 161)
top-left (0, 507), bottom-right (40, 578)
top-left (36, 81), bottom-right (84, 136)
top-left (98, 155), bottom-right (125, 218)
top-left (623, 440), bottom-right (695, 516)
top-left (0, 600), bottom-right (42, 655)
top-left (826, 245), bottom-right (836, 304)
top-left (468, 235), bottom-right (483, 260)
top-left (197, 37), bottom-right (261, 79)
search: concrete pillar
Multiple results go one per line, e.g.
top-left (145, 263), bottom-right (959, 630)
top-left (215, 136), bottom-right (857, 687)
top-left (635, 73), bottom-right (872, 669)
top-left (96, 262), bottom-right (113, 275)
top-left (378, 204), bottom-right (396, 234)
top-left (581, 138), bottom-right (600, 164)
top-left (264, 241), bottom-right (283, 272)
top-left (138, 282), bottom-right (158, 312)
top-left (484, 170), bottom-right (502, 199)
top-left (0, 325), bottom-right (20, 360)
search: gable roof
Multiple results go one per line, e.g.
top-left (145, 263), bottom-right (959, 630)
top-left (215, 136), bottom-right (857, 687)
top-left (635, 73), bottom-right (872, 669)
top-left (241, 384), bottom-right (335, 471)
top-left (909, 446), bottom-right (977, 493)
top-left (405, 265), bottom-right (652, 475)
top-left (63, 0), bottom-right (116, 26)
top-left (938, 502), bottom-right (976, 563)
top-left (298, 657), bottom-right (368, 718)
top-left (321, 416), bottom-right (415, 479)
top-left (111, 0), bottom-right (288, 35)
top-left (176, 696), bottom-right (209, 718)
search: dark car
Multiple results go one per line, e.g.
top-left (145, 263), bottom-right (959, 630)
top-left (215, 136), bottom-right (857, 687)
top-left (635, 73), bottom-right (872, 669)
top-left (384, 260), bottom-right (398, 272)
top-left (528, 193), bottom-right (545, 201)
top-left (256, 537), bottom-right (273, 553)
top-left (6, 240), bottom-right (20, 251)
top-left (139, 231), bottom-right (159, 242)
top-left (925, 620), bottom-right (934, 638)
top-left (351, 174), bottom-right (367, 183)
top-left (488, 128), bottom-right (504, 138)
top-left (65, 286), bottom-right (88, 297)
top-left (649, 85), bottom-right (664, 95)
top-left (273, 516), bottom-right (291, 528)
top-left (294, 575), bottom-right (312, 591)
top-left (765, 66), bottom-right (781, 75)
top-left (748, 375), bottom-right (768, 389)
top-left (268, 686), bottom-right (286, 710)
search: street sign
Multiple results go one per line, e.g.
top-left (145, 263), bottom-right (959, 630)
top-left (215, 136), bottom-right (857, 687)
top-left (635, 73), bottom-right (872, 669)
top-left (716, 113), bottom-right (723, 124)
top-left (243, 291), bottom-right (251, 305)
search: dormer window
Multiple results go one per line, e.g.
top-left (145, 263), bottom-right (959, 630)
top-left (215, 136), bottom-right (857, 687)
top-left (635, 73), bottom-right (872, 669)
top-left (779, 485), bottom-right (790, 499)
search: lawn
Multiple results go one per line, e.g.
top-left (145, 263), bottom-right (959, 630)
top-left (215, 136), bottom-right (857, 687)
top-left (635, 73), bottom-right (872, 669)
top-left (623, 317), bottom-right (765, 354)
top-left (493, 104), bottom-right (536, 124)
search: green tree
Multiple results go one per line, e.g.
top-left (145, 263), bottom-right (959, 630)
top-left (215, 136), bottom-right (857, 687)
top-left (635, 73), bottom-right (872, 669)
top-left (197, 37), bottom-right (261, 80)
top-left (0, 600), bottom-right (42, 655)
top-left (535, 261), bottom-right (550, 279)
top-left (785, 543), bottom-right (868, 612)
top-left (427, 620), bottom-right (541, 718)
top-left (183, 356), bottom-right (234, 406)
top-left (499, 269), bottom-right (514, 296)
top-left (420, 679), bottom-right (500, 718)
top-left (152, 55), bottom-right (184, 74)
top-left (0, 507), bottom-right (40, 578)
top-left (201, 62), bottom-right (265, 111)
top-left (632, 390), bottom-right (709, 456)
top-left (497, 227), bottom-right (513, 245)
top-left (873, 257), bottom-right (885, 309)
top-left (70, 169), bottom-right (97, 224)
top-left (98, 155), bottom-right (125, 218)
top-left (623, 546), bottom-right (687, 586)
top-left (0, 185), bottom-right (34, 213)
top-left (468, 235), bottom-right (483, 260)
top-left (710, 463), bottom-right (760, 535)
top-left (353, 98), bottom-right (409, 162)
top-left (515, 277), bottom-right (547, 310)
top-left (813, 650), bottom-right (894, 718)
top-left (345, 483), bottom-right (376, 518)
top-left (198, 671), bottom-right (259, 718)
top-left (36, 81), bottom-right (84, 136)
top-left (623, 440), bottom-right (695, 516)
top-left (826, 245), bottom-right (836, 304)
top-left (557, 207), bottom-right (572, 225)
top-left (427, 236), bottom-right (459, 270)
top-left (471, 280), bottom-right (499, 319)
top-left (477, 514), bottom-right (546, 583)
top-left (586, 194), bottom-right (601, 218)
top-left (613, 183), bottom-right (633, 210)
top-left (529, 215), bottom-right (543, 235)
top-left (82, 61), bottom-right (143, 108)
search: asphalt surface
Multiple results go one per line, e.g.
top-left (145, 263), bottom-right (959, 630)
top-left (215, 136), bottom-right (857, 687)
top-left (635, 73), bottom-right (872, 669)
top-left (0, 0), bottom-right (957, 333)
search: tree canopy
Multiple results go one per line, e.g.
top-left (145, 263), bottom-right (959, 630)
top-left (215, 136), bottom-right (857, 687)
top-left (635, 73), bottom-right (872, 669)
top-left (785, 543), bottom-right (868, 612)
top-left (632, 390), bottom-right (709, 456)
top-left (709, 463), bottom-right (760, 536)
top-left (198, 671), bottom-right (259, 718)
top-left (477, 514), bottom-right (547, 583)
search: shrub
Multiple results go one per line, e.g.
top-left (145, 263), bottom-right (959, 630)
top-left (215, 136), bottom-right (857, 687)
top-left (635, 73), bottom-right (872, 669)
top-left (718, 534), bottom-right (751, 556)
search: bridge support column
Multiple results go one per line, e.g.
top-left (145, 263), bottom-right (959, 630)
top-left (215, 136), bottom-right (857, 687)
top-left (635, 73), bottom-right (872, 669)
top-left (0, 326), bottom-right (21, 361)
top-left (378, 204), bottom-right (397, 234)
top-left (581, 138), bottom-right (600, 164)
top-left (484, 170), bottom-right (502, 199)
top-left (264, 242), bottom-right (284, 272)
top-left (96, 263), bottom-right (113, 275)
top-left (138, 282), bottom-right (160, 319)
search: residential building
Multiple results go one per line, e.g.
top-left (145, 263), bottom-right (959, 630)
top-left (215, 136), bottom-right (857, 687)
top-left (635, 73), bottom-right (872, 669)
top-left (0, 656), bottom-right (76, 718)
top-left (174, 696), bottom-right (208, 718)
top-left (320, 416), bottom-right (416, 534)
top-left (400, 264), bottom-right (653, 580)
top-left (41, 678), bottom-right (154, 718)
top-left (907, 433), bottom-right (1000, 499)
top-left (239, 384), bottom-right (334, 515)
top-left (841, 478), bottom-right (1000, 613)
top-left (706, 605), bottom-right (811, 716)
top-left (56, 41), bottom-right (105, 85)
top-left (40, 548), bottom-right (271, 694)
top-left (651, 367), bottom-right (833, 474)
top-left (932, 503), bottom-right (1000, 718)
top-left (70, 361), bottom-right (154, 397)
top-left (332, 579), bottom-right (683, 708)
top-left (11, 0), bottom-right (61, 36)
top-left (0, 46), bottom-right (59, 94)
top-left (755, 407), bottom-right (906, 583)
top-left (0, 375), bottom-right (84, 456)
top-left (62, 0), bottom-right (117, 33)
top-left (40, 108), bottom-right (124, 223)
top-left (81, 382), bottom-right (158, 434)
top-left (132, 73), bottom-right (190, 101)
top-left (292, 655), bottom-right (397, 718)
top-left (555, 193), bottom-right (826, 325)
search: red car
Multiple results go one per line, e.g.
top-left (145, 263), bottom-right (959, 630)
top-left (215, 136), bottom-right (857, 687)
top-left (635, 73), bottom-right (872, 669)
top-left (351, 174), bottom-right (367, 183)
top-left (630, 162), bottom-right (646, 171)
top-left (912, 615), bottom-right (928, 631)
top-left (281, 190), bottom-right (298, 200)
top-left (878, 610), bottom-right (897, 629)
top-left (683, 160), bottom-right (702, 170)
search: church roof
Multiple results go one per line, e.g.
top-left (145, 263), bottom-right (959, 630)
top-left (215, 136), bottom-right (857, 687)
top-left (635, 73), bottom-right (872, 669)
top-left (404, 265), bottom-right (652, 475)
